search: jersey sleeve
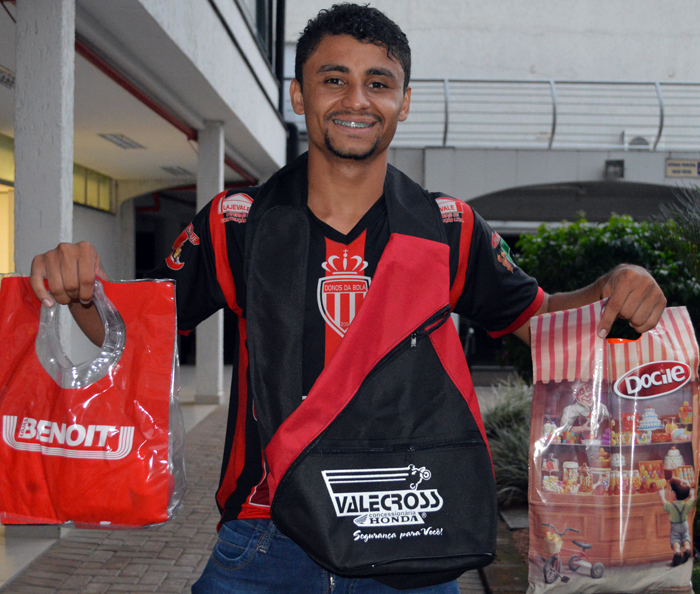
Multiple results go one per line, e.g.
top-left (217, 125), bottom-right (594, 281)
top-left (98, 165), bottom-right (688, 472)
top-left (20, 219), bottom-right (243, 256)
top-left (443, 199), bottom-right (544, 337)
top-left (147, 189), bottom-right (252, 332)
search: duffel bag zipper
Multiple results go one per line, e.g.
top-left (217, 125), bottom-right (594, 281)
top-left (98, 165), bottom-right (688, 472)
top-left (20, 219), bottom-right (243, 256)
top-left (313, 437), bottom-right (482, 455)
top-left (369, 304), bottom-right (452, 379)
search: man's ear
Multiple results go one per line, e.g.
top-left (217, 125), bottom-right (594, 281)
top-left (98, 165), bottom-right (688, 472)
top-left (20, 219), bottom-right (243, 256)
top-left (290, 79), bottom-right (305, 116)
top-left (398, 87), bottom-right (411, 122)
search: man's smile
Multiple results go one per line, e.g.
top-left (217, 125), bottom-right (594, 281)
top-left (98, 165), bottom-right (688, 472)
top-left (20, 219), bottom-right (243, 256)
top-left (333, 119), bottom-right (375, 129)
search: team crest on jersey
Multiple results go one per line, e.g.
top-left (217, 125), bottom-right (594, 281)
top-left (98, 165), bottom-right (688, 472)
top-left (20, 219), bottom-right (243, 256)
top-left (435, 197), bottom-right (464, 223)
top-left (220, 193), bottom-right (253, 223)
top-left (317, 250), bottom-right (371, 337)
top-left (166, 223), bottom-right (200, 270)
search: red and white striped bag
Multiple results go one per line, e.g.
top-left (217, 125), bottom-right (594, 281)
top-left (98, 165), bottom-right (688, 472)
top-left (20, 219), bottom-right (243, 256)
top-left (528, 301), bottom-right (698, 593)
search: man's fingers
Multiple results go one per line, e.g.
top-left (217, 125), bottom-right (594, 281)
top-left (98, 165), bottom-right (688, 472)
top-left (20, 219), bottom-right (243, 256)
top-left (597, 297), bottom-right (623, 338)
top-left (28, 242), bottom-right (102, 306)
top-left (76, 243), bottom-right (101, 304)
top-left (29, 255), bottom-right (54, 307)
top-left (46, 248), bottom-right (79, 305)
top-left (630, 295), bottom-right (667, 334)
top-left (597, 264), bottom-right (666, 338)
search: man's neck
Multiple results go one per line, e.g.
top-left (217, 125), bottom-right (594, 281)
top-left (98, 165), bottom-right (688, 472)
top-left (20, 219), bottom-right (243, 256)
top-left (307, 150), bottom-right (387, 235)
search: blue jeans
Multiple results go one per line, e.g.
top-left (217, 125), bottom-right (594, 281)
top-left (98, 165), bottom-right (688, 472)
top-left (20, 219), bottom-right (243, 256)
top-left (192, 519), bottom-right (461, 593)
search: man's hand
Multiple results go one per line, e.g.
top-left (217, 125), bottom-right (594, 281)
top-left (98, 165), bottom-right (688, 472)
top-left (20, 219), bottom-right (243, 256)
top-left (29, 242), bottom-right (107, 346)
top-left (597, 264), bottom-right (666, 339)
top-left (30, 242), bottom-right (107, 307)
top-left (513, 263), bottom-right (666, 345)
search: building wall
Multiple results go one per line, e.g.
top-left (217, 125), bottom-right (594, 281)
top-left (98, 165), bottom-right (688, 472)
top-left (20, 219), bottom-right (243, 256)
top-left (421, 148), bottom-right (684, 200)
top-left (286, 0), bottom-right (700, 83)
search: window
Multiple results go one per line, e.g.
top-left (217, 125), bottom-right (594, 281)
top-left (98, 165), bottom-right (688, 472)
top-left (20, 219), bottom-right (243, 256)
top-left (0, 134), bottom-right (15, 273)
top-left (237, 0), bottom-right (275, 63)
top-left (0, 184), bottom-right (13, 274)
top-left (73, 164), bottom-right (114, 213)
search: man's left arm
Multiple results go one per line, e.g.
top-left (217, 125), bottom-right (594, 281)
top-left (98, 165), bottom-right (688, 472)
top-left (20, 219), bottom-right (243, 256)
top-left (512, 263), bottom-right (667, 345)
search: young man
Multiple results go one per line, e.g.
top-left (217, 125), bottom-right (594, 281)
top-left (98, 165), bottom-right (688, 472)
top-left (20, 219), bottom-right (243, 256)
top-left (30, 4), bottom-right (665, 593)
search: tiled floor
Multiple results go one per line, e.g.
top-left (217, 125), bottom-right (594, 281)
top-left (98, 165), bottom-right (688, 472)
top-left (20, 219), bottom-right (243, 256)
top-left (0, 529), bottom-right (56, 589)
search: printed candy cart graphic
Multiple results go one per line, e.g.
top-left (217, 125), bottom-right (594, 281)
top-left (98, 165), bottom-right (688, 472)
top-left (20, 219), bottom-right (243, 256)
top-left (322, 465), bottom-right (443, 527)
top-left (3, 416), bottom-right (134, 460)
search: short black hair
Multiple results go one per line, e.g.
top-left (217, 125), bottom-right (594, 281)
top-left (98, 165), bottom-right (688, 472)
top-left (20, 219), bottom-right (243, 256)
top-left (295, 3), bottom-right (411, 92)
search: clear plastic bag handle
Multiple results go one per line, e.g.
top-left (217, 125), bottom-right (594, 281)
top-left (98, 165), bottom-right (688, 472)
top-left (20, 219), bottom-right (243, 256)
top-left (36, 280), bottom-right (126, 389)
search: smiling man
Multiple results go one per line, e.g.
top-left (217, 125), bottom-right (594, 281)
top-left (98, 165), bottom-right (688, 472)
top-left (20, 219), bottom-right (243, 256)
top-left (29, 4), bottom-right (666, 593)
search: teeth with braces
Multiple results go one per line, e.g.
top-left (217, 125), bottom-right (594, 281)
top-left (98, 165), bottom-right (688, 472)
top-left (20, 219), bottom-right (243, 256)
top-left (334, 120), bottom-right (372, 128)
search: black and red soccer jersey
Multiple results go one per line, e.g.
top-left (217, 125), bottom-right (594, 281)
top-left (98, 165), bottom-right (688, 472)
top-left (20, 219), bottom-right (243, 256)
top-left (150, 185), bottom-right (543, 523)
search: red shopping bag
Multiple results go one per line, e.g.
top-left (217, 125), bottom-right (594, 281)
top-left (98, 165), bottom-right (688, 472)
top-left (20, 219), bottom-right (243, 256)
top-left (0, 277), bottom-right (184, 527)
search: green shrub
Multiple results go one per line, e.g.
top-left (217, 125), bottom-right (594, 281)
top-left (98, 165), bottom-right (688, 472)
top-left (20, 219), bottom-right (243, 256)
top-left (482, 378), bottom-right (533, 508)
top-left (504, 213), bottom-right (699, 381)
top-left (660, 186), bottom-right (700, 283)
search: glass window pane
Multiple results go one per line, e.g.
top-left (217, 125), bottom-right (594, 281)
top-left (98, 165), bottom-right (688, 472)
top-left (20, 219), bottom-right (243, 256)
top-left (239, 0), bottom-right (256, 23)
top-left (86, 170), bottom-right (100, 208)
top-left (0, 186), bottom-right (14, 273)
top-left (98, 177), bottom-right (112, 212)
top-left (0, 134), bottom-right (14, 184)
top-left (73, 164), bottom-right (86, 205)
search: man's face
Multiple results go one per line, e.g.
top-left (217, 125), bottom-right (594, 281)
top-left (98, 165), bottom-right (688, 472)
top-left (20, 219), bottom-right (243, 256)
top-left (290, 34), bottom-right (410, 161)
top-left (573, 383), bottom-right (594, 409)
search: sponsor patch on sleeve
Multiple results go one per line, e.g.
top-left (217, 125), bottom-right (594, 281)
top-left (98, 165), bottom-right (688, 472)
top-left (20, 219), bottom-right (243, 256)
top-left (166, 223), bottom-right (200, 270)
top-left (493, 234), bottom-right (516, 273)
top-left (435, 197), bottom-right (465, 223)
top-left (220, 193), bottom-right (253, 224)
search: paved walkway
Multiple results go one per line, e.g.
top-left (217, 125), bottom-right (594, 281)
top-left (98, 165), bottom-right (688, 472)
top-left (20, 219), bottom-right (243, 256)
top-left (0, 406), bottom-right (488, 593)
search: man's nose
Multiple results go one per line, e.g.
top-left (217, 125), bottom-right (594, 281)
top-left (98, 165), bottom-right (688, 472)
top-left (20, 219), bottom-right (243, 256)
top-left (341, 82), bottom-right (371, 111)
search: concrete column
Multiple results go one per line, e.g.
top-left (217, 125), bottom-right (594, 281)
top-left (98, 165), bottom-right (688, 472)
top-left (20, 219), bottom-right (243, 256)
top-left (14, 0), bottom-right (75, 272)
top-left (12, 0), bottom-right (75, 540)
top-left (195, 121), bottom-right (225, 404)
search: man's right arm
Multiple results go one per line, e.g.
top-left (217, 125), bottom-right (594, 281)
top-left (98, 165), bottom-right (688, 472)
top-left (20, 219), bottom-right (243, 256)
top-left (30, 191), bottom-right (246, 346)
top-left (30, 241), bottom-right (107, 346)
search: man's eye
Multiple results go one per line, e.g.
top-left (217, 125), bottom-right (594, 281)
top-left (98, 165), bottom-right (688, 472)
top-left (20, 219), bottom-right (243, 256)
top-left (325, 78), bottom-right (343, 85)
top-left (369, 81), bottom-right (388, 89)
